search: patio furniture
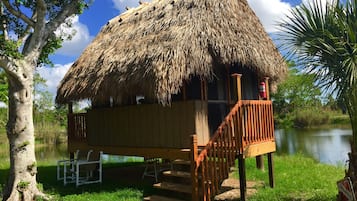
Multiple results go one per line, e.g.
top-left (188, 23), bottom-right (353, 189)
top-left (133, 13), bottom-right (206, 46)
top-left (58, 150), bottom-right (103, 186)
top-left (57, 149), bottom-right (80, 181)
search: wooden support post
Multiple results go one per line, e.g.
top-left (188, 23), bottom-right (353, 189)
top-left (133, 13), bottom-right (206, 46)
top-left (68, 102), bottom-right (73, 114)
top-left (231, 74), bottom-right (242, 101)
top-left (226, 70), bottom-right (232, 107)
top-left (268, 152), bottom-right (275, 188)
top-left (191, 135), bottom-right (199, 201)
top-left (200, 79), bottom-right (207, 101)
top-left (68, 102), bottom-right (74, 160)
top-left (256, 155), bottom-right (264, 170)
top-left (238, 154), bottom-right (247, 201)
top-left (266, 77), bottom-right (275, 187)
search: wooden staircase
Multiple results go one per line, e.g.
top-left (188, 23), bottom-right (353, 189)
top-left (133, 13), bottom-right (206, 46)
top-left (145, 100), bottom-right (276, 201)
top-left (144, 159), bottom-right (193, 201)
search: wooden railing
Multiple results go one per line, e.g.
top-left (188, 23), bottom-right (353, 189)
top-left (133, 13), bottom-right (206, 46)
top-left (68, 113), bottom-right (87, 141)
top-left (191, 100), bottom-right (275, 201)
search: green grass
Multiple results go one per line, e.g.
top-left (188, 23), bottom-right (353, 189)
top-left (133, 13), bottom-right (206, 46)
top-left (0, 160), bottom-right (151, 201)
top-left (0, 154), bottom-right (345, 200)
top-left (242, 154), bottom-right (345, 201)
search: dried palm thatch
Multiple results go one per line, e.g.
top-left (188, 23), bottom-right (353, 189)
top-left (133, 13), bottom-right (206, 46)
top-left (56, 0), bottom-right (287, 105)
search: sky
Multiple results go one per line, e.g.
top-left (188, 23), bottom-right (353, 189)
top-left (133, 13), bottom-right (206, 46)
top-left (37, 0), bottom-right (323, 98)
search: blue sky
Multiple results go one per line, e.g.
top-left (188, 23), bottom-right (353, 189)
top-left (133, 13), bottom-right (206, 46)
top-left (37, 0), bottom-right (330, 97)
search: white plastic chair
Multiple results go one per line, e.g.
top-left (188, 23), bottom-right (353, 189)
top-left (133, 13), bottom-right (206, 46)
top-left (62, 150), bottom-right (103, 186)
top-left (57, 150), bottom-right (80, 181)
top-left (75, 151), bottom-right (103, 186)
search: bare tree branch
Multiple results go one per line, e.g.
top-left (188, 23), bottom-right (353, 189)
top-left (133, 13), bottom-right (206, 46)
top-left (44, 0), bottom-right (82, 39)
top-left (0, 0), bottom-right (35, 27)
top-left (17, 10), bottom-right (38, 45)
top-left (22, 0), bottom-right (46, 61)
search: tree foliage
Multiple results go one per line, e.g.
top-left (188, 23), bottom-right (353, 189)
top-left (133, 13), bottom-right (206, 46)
top-left (280, 0), bottom-right (357, 138)
top-left (0, 69), bottom-right (7, 104)
top-left (0, 1), bottom-right (91, 200)
top-left (272, 61), bottom-right (327, 127)
top-left (273, 61), bottom-right (322, 113)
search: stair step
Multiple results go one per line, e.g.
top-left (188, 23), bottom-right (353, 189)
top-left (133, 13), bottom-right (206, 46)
top-left (153, 182), bottom-right (191, 194)
top-left (144, 195), bottom-right (185, 201)
top-left (162, 170), bottom-right (191, 178)
top-left (172, 159), bottom-right (190, 165)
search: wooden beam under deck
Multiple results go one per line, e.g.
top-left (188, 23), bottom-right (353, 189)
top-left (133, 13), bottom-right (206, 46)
top-left (243, 141), bottom-right (276, 158)
top-left (68, 141), bottom-right (191, 161)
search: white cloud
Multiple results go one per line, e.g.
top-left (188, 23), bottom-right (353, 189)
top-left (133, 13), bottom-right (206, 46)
top-left (302, 0), bottom-right (334, 6)
top-left (55, 16), bottom-right (94, 56)
top-left (112, 0), bottom-right (152, 12)
top-left (36, 63), bottom-right (72, 97)
top-left (112, 0), bottom-right (141, 12)
top-left (301, 0), bottom-right (336, 13)
top-left (113, 0), bottom-right (291, 33)
top-left (248, 0), bottom-right (292, 33)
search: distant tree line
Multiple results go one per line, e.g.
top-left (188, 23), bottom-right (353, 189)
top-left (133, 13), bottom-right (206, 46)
top-left (0, 70), bottom-right (67, 133)
top-left (271, 61), bottom-right (348, 128)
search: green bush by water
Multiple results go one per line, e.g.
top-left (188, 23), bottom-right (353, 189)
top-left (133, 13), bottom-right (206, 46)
top-left (294, 108), bottom-right (330, 128)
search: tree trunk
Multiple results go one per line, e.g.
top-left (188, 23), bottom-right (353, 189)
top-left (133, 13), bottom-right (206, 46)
top-left (3, 69), bottom-right (44, 201)
top-left (349, 91), bottom-right (357, 151)
top-left (344, 89), bottom-right (357, 198)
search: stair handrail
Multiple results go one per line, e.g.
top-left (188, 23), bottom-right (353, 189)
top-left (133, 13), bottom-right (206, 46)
top-left (192, 100), bottom-right (274, 201)
top-left (191, 100), bottom-right (243, 201)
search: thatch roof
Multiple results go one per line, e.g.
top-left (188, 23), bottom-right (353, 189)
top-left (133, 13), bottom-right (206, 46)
top-left (56, 0), bottom-right (287, 105)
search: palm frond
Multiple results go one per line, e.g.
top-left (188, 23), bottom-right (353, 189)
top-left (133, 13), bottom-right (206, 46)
top-left (279, 0), bottom-right (357, 101)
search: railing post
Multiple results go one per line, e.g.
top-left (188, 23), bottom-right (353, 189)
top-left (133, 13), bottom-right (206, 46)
top-left (191, 135), bottom-right (199, 201)
top-left (231, 74), bottom-right (242, 101)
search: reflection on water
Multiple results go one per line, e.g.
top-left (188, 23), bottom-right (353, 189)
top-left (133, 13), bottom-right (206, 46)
top-left (275, 128), bottom-right (352, 166)
top-left (35, 144), bottom-right (144, 163)
top-left (33, 128), bottom-right (352, 166)
top-left (36, 143), bottom-right (68, 161)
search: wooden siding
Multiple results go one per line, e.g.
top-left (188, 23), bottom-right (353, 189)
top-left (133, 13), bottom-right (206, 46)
top-left (86, 100), bottom-right (209, 149)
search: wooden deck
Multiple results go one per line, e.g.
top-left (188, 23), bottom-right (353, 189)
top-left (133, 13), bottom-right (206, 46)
top-left (67, 100), bottom-right (276, 201)
top-left (67, 100), bottom-right (274, 158)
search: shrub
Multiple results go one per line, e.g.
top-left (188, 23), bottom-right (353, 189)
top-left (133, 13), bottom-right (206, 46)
top-left (294, 108), bottom-right (330, 128)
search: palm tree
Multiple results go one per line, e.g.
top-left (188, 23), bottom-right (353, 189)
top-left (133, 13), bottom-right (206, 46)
top-left (279, 0), bottom-right (357, 188)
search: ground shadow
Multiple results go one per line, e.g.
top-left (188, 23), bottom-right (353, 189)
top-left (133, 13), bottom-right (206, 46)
top-left (36, 162), bottom-right (157, 197)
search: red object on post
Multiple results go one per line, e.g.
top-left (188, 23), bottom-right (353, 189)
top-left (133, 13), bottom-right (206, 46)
top-left (259, 81), bottom-right (267, 99)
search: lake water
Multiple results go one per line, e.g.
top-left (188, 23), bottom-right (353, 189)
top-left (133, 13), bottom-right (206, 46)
top-left (275, 128), bottom-right (352, 166)
top-left (33, 128), bottom-right (353, 166)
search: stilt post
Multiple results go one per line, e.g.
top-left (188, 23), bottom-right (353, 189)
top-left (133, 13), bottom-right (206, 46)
top-left (256, 156), bottom-right (264, 170)
top-left (238, 154), bottom-right (247, 201)
top-left (268, 153), bottom-right (275, 188)
top-left (191, 135), bottom-right (199, 201)
top-left (265, 77), bottom-right (275, 188)
top-left (68, 103), bottom-right (74, 160)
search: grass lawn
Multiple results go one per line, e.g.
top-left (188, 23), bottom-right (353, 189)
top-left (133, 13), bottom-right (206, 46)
top-left (0, 153), bottom-right (345, 200)
top-left (243, 154), bottom-right (345, 201)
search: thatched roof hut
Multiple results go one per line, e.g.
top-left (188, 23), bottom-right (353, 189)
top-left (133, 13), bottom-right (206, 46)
top-left (56, 0), bottom-right (287, 105)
